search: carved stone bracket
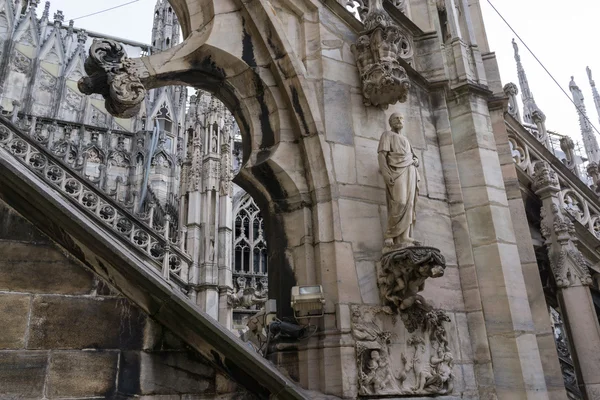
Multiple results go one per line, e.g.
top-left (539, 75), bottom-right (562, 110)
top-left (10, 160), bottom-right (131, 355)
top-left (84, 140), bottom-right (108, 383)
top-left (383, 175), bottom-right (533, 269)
top-left (377, 246), bottom-right (446, 313)
top-left (351, 0), bottom-right (411, 108)
top-left (78, 39), bottom-right (146, 118)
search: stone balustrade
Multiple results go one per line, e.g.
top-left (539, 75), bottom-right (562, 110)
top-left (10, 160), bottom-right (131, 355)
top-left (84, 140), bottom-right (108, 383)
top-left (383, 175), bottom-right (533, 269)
top-left (0, 116), bottom-right (191, 293)
top-left (507, 115), bottom-right (600, 242)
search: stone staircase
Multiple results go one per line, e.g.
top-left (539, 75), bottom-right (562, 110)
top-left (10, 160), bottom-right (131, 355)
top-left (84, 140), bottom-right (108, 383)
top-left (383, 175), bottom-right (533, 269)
top-left (0, 115), bottom-right (308, 399)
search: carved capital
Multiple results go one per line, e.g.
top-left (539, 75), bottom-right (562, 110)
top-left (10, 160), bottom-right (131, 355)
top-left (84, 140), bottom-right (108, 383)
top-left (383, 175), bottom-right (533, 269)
top-left (533, 161), bottom-right (560, 195)
top-left (78, 39), bottom-right (146, 118)
top-left (351, 0), bottom-right (411, 108)
top-left (377, 246), bottom-right (446, 313)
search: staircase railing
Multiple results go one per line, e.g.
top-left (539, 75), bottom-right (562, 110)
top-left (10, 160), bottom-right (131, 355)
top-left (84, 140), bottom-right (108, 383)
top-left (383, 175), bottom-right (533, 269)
top-left (0, 116), bottom-right (191, 293)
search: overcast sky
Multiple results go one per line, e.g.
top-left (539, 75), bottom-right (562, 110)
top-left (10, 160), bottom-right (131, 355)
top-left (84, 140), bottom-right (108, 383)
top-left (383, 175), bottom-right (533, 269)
top-left (41, 0), bottom-right (599, 149)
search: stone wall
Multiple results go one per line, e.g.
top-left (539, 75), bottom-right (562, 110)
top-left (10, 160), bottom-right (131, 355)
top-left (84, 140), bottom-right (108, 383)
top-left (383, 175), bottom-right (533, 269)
top-left (0, 199), bottom-right (251, 400)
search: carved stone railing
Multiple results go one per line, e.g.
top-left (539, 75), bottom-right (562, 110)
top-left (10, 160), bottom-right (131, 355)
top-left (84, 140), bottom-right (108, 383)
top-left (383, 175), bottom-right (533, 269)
top-left (507, 115), bottom-right (600, 241)
top-left (4, 112), bottom-right (183, 239)
top-left (0, 116), bottom-right (191, 292)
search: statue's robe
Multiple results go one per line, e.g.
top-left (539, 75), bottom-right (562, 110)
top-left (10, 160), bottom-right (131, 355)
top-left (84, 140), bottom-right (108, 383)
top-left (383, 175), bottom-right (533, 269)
top-left (377, 131), bottom-right (419, 241)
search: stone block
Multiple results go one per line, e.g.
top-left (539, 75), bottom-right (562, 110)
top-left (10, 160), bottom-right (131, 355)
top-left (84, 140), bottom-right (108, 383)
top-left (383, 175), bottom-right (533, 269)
top-left (120, 351), bottom-right (214, 395)
top-left (338, 198), bottom-right (383, 258)
top-left (355, 261), bottom-right (379, 304)
top-left (355, 137), bottom-right (384, 188)
top-left (0, 258), bottom-right (95, 295)
top-left (0, 351), bottom-right (47, 399)
top-left (351, 92), bottom-right (386, 141)
top-left (332, 144), bottom-right (357, 184)
top-left (324, 79), bottom-right (354, 145)
top-left (422, 147), bottom-right (447, 200)
top-left (0, 200), bottom-right (49, 243)
top-left (28, 296), bottom-right (145, 350)
top-left (0, 242), bottom-right (65, 262)
top-left (0, 293), bottom-right (31, 349)
top-left (46, 351), bottom-right (118, 398)
top-left (421, 266), bottom-right (464, 312)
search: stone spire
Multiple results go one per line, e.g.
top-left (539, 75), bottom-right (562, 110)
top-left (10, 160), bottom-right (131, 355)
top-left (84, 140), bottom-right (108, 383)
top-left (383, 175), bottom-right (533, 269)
top-left (569, 76), bottom-right (600, 163)
top-left (587, 67), bottom-right (600, 128)
top-left (512, 38), bottom-right (544, 125)
top-left (151, 0), bottom-right (178, 54)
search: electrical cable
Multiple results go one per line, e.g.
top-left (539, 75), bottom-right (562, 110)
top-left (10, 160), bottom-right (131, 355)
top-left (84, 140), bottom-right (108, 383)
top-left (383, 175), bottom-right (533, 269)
top-left (72, 0), bottom-right (141, 21)
top-left (486, 0), bottom-right (600, 137)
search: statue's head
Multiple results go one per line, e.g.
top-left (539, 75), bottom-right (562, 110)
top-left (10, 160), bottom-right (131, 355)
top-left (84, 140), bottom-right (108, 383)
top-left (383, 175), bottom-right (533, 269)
top-left (371, 350), bottom-right (380, 360)
top-left (389, 113), bottom-right (404, 131)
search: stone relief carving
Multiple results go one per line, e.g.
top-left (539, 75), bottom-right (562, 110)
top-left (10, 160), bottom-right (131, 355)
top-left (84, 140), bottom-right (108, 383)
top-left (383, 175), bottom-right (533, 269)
top-left (350, 304), bottom-right (454, 396)
top-left (78, 39), bottom-right (146, 118)
top-left (64, 88), bottom-right (83, 113)
top-left (228, 276), bottom-right (268, 309)
top-left (220, 141), bottom-right (233, 197)
top-left (351, 0), bottom-right (411, 108)
top-left (11, 51), bottom-right (31, 74)
top-left (90, 107), bottom-right (108, 128)
top-left (38, 69), bottom-right (57, 92)
top-left (187, 134), bottom-right (202, 193)
top-left (377, 247), bottom-right (446, 313)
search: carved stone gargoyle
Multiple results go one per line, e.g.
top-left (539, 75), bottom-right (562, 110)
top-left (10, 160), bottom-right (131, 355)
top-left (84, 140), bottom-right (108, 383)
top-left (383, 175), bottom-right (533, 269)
top-left (78, 39), bottom-right (146, 118)
top-left (377, 246), bottom-right (446, 314)
top-left (351, 0), bottom-right (411, 108)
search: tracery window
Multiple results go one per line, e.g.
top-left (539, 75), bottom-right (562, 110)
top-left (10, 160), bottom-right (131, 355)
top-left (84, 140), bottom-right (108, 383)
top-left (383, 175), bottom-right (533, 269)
top-left (233, 195), bottom-right (267, 277)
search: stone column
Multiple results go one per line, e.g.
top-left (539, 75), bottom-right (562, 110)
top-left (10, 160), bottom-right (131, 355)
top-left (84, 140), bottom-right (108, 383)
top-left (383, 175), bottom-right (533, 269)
top-left (490, 101), bottom-right (567, 399)
top-left (447, 87), bottom-right (548, 399)
top-left (534, 161), bottom-right (600, 399)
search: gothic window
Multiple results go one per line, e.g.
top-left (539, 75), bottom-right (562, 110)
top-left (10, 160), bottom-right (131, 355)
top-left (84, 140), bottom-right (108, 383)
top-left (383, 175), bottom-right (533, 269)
top-left (233, 195), bottom-right (267, 277)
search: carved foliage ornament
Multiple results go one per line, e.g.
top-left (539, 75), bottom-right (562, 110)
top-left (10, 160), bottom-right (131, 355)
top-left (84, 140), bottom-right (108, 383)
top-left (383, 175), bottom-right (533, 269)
top-left (78, 39), bottom-right (146, 118)
top-left (351, 0), bottom-right (411, 109)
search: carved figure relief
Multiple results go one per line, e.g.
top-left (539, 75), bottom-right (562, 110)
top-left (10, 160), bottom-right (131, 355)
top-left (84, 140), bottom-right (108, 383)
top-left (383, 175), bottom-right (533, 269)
top-left (350, 304), bottom-right (454, 396)
top-left (228, 276), bottom-right (268, 309)
top-left (351, 0), bottom-right (411, 108)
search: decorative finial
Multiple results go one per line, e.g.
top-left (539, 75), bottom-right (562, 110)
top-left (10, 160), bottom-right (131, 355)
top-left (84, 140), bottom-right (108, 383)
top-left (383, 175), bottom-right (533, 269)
top-left (41, 1), bottom-right (50, 18)
top-left (588, 67), bottom-right (595, 87)
top-left (77, 29), bottom-right (87, 46)
top-left (53, 10), bottom-right (64, 26)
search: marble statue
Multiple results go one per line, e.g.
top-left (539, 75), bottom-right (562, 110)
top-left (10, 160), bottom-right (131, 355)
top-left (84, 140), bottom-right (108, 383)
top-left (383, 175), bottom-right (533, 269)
top-left (378, 113), bottom-right (420, 248)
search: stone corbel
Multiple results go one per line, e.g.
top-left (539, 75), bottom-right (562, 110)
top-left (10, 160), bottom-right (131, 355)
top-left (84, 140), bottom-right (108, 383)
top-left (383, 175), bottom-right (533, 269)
top-left (78, 39), bottom-right (148, 118)
top-left (351, 0), bottom-right (411, 108)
